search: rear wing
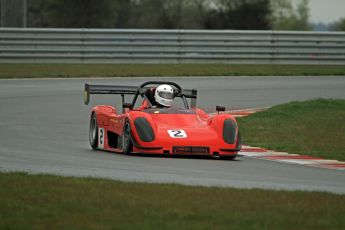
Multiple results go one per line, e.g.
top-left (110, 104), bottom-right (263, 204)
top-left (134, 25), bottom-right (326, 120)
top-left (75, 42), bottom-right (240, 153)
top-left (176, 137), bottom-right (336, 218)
top-left (84, 84), bottom-right (138, 105)
top-left (84, 83), bottom-right (197, 109)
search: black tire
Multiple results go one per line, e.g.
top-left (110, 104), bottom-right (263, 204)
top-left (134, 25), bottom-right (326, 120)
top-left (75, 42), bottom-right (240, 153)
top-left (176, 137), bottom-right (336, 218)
top-left (122, 120), bottom-right (133, 154)
top-left (89, 113), bottom-right (98, 150)
top-left (220, 133), bottom-right (241, 160)
top-left (220, 155), bottom-right (237, 160)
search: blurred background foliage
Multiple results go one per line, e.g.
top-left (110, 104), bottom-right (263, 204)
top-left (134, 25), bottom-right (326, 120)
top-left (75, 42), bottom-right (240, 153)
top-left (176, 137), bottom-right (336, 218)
top-left (0, 0), bottom-right (343, 31)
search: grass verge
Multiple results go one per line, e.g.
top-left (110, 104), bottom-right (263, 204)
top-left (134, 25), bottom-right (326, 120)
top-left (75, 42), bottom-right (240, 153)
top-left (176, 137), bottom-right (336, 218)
top-left (0, 64), bottom-right (345, 78)
top-left (237, 99), bottom-right (345, 161)
top-left (0, 172), bottom-right (344, 230)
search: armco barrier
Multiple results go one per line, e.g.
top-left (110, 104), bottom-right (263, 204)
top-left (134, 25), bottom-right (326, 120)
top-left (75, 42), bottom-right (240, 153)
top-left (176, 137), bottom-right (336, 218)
top-left (0, 28), bottom-right (344, 64)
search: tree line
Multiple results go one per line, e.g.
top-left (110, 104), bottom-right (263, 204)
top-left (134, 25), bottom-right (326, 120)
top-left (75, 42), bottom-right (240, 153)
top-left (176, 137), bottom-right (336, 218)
top-left (5, 0), bottom-right (344, 31)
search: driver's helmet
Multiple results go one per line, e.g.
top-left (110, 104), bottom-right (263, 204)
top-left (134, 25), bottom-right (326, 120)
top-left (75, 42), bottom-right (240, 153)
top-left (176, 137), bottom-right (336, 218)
top-left (154, 84), bottom-right (174, 107)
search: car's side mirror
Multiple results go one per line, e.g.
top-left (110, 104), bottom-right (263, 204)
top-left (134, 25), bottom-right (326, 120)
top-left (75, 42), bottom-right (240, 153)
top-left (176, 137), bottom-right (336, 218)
top-left (122, 103), bottom-right (133, 113)
top-left (216, 105), bottom-right (226, 114)
top-left (123, 103), bottom-right (133, 110)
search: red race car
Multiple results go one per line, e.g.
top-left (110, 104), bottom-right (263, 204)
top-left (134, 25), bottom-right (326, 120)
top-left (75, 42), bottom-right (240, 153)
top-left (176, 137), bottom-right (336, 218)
top-left (84, 81), bottom-right (241, 159)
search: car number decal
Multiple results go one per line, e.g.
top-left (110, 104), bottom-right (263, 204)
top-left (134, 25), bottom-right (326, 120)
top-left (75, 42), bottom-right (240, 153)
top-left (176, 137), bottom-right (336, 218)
top-left (168, 130), bottom-right (187, 138)
top-left (98, 128), bottom-right (104, 149)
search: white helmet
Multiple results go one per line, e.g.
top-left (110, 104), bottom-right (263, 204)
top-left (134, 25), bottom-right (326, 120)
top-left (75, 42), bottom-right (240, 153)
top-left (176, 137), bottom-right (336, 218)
top-left (154, 84), bottom-right (174, 107)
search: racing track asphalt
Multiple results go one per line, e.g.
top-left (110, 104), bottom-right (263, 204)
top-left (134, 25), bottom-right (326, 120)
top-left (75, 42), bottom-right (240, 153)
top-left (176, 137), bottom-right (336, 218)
top-left (0, 76), bottom-right (345, 194)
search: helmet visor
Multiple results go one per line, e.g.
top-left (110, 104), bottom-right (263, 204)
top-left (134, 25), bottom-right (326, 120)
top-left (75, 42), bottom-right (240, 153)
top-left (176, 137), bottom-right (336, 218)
top-left (158, 91), bottom-right (174, 99)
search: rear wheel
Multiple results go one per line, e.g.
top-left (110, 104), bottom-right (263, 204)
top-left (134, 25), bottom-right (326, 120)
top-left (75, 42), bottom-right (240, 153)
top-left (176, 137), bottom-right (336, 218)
top-left (89, 113), bottom-right (98, 150)
top-left (122, 120), bottom-right (133, 154)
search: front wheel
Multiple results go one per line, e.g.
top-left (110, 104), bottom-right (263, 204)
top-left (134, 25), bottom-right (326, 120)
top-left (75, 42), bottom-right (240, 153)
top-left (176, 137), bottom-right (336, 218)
top-left (89, 113), bottom-right (98, 150)
top-left (219, 154), bottom-right (237, 160)
top-left (122, 120), bottom-right (133, 154)
top-left (220, 155), bottom-right (237, 160)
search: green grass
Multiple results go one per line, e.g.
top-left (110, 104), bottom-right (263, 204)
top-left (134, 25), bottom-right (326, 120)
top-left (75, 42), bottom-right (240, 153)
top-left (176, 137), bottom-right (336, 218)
top-left (237, 99), bottom-right (345, 161)
top-left (0, 172), bottom-right (344, 230)
top-left (0, 64), bottom-right (345, 78)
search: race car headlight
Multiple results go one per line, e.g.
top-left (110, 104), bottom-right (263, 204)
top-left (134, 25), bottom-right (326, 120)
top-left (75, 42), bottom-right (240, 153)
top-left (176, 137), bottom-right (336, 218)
top-left (223, 119), bottom-right (237, 144)
top-left (134, 117), bottom-right (155, 142)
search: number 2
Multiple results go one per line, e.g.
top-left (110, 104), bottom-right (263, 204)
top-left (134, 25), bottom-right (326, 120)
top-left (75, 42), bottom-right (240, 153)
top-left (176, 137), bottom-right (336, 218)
top-left (172, 130), bottom-right (183, 137)
top-left (98, 128), bottom-right (104, 149)
top-left (168, 130), bottom-right (187, 138)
